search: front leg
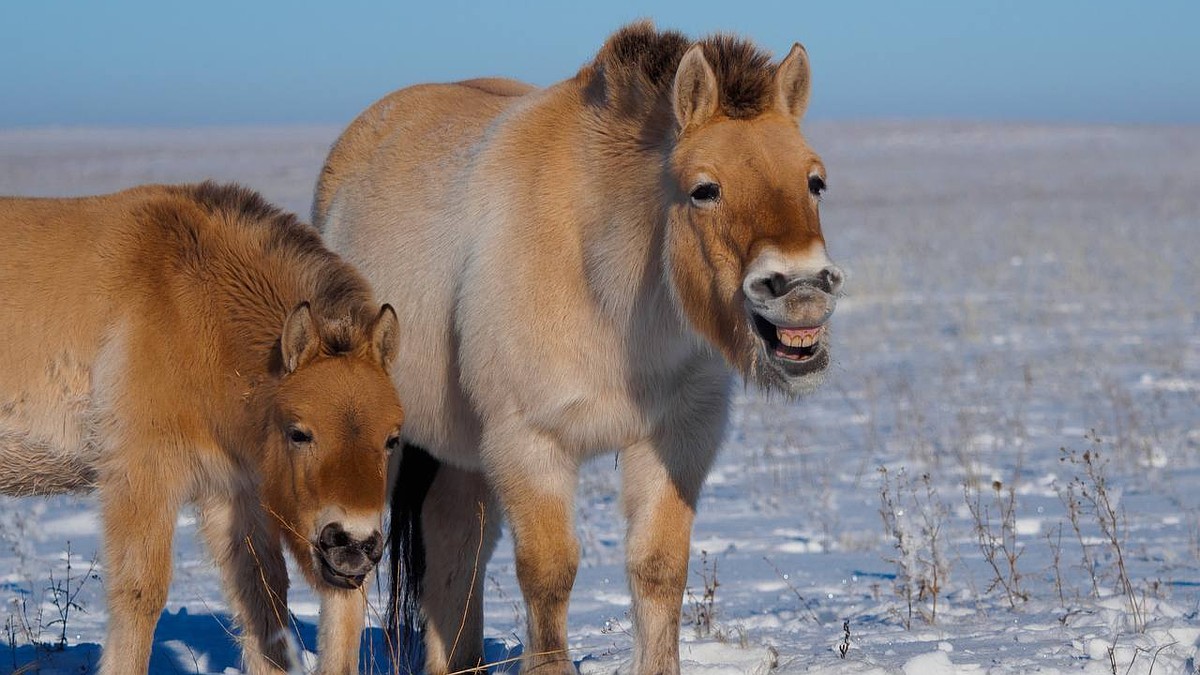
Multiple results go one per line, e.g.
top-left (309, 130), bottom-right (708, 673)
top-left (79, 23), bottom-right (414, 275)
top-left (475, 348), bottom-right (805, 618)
top-left (484, 424), bottom-right (580, 674)
top-left (98, 460), bottom-right (183, 675)
top-left (197, 493), bottom-right (291, 674)
top-left (621, 377), bottom-right (729, 675)
top-left (316, 587), bottom-right (368, 675)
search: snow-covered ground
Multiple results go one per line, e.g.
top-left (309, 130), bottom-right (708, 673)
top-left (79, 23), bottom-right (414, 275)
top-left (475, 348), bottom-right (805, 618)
top-left (1, 122), bottom-right (1197, 674)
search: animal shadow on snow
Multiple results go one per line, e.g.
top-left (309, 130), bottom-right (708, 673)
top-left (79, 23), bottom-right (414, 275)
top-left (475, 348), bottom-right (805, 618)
top-left (0, 609), bottom-right (521, 673)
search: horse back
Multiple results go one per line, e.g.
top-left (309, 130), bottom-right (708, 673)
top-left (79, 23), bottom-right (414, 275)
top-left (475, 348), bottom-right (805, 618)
top-left (313, 78), bottom-right (534, 230)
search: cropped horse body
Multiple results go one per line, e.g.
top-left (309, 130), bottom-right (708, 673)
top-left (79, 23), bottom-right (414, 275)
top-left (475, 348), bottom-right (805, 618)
top-left (315, 23), bottom-right (842, 674)
top-left (0, 183), bottom-right (404, 674)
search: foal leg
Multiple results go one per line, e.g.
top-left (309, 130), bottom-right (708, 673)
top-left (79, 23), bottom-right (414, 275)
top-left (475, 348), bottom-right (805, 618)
top-left (621, 382), bottom-right (728, 675)
top-left (96, 445), bottom-right (185, 675)
top-left (420, 465), bottom-right (502, 674)
top-left (316, 587), bottom-right (369, 675)
top-left (197, 492), bottom-right (291, 674)
top-left (485, 426), bottom-right (579, 674)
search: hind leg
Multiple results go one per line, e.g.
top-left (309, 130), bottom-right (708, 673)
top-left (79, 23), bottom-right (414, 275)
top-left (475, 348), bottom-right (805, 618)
top-left (96, 442), bottom-right (186, 675)
top-left (197, 491), bottom-right (291, 674)
top-left (421, 465), bottom-right (501, 674)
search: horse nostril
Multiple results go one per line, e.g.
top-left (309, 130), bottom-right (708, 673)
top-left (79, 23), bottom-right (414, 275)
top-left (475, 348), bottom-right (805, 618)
top-left (318, 523), bottom-right (351, 551)
top-left (362, 531), bottom-right (384, 564)
top-left (818, 265), bottom-right (844, 294)
top-left (748, 272), bottom-right (790, 301)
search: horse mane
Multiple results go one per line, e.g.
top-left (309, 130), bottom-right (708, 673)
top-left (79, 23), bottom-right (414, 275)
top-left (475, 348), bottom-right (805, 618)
top-left (582, 21), bottom-right (777, 121)
top-left (151, 182), bottom-right (378, 363)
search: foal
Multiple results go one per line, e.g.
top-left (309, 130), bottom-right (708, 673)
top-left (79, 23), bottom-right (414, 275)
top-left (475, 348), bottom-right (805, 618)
top-left (0, 183), bottom-right (404, 674)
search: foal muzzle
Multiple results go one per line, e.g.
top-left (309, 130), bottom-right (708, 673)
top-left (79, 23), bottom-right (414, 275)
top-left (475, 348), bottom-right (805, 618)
top-left (315, 522), bottom-right (384, 589)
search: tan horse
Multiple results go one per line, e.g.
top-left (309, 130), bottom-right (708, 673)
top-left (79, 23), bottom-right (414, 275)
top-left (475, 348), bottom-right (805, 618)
top-left (0, 183), bottom-right (405, 675)
top-left (315, 22), bottom-right (843, 674)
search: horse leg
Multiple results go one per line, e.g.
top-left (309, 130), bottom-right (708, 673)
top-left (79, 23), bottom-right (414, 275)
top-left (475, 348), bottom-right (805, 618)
top-left (621, 388), bottom-right (728, 675)
top-left (419, 465), bottom-right (501, 674)
top-left (315, 588), bottom-right (369, 675)
top-left (96, 445), bottom-right (183, 675)
top-left (485, 425), bottom-right (579, 674)
top-left (197, 492), bottom-right (291, 674)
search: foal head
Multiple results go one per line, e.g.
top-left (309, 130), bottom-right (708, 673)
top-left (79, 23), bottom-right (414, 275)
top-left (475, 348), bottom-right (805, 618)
top-left (661, 34), bottom-right (843, 395)
top-left (266, 302), bottom-right (403, 589)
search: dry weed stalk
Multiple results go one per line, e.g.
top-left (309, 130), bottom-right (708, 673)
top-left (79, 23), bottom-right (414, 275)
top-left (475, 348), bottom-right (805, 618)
top-left (964, 479), bottom-right (1028, 608)
top-left (762, 556), bottom-right (821, 623)
top-left (685, 550), bottom-right (720, 638)
top-left (1057, 432), bottom-right (1146, 632)
top-left (878, 468), bottom-right (949, 627)
top-left (1045, 522), bottom-right (1067, 607)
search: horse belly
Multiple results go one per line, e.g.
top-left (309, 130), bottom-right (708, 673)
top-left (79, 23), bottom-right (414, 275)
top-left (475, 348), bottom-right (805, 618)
top-left (0, 350), bottom-right (101, 496)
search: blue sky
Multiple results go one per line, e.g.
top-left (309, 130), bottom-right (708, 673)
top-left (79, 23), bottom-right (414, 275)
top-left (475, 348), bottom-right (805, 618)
top-left (2, 1), bottom-right (1197, 127)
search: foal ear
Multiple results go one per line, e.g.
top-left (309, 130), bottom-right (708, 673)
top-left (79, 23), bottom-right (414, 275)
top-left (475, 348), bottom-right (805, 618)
top-left (673, 44), bottom-right (719, 131)
top-left (281, 302), bottom-right (320, 374)
top-left (775, 43), bottom-right (811, 122)
top-left (369, 304), bottom-right (400, 369)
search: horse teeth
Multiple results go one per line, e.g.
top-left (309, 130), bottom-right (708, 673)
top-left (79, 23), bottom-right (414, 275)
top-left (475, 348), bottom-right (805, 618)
top-left (776, 325), bottom-right (823, 348)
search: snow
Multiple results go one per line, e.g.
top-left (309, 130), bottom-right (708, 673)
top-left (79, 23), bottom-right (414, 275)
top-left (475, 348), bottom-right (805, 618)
top-left (1, 122), bottom-right (1199, 674)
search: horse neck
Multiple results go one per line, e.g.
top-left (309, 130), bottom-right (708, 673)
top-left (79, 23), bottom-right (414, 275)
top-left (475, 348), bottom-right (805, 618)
top-left (573, 105), bottom-right (696, 355)
top-left (207, 236), bottom-right (364, 413)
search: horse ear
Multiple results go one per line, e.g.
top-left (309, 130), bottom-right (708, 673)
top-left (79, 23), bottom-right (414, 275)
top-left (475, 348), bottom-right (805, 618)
top-left (673, 44), bottom-right (719, 131)
top-left (281, 302), bottom-right (319, 374)
top-left (775, 43), bottom-right (811, 122)
top-left (369, 304), bottom-right (400, 369)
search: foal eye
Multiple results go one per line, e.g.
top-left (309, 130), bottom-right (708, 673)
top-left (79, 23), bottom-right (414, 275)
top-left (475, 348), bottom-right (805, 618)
top-left (689, 182), bottom-right (721, 206)
top-left (287, 426), bottom-right (313, 445)
top-left (808, 175), bottom-right (827, 198)
top-left (385, 433), bottom-right (402, 452)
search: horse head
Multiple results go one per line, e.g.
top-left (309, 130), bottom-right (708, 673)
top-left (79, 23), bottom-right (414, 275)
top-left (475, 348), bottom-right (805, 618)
top-left (266, 302), bottom-right (404, 589)
top-left (664, 40), bottom-right (843, 396)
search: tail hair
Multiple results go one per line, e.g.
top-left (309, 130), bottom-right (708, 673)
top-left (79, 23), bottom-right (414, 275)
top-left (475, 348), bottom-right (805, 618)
top-left (387, 442), bottom-right (440, 666)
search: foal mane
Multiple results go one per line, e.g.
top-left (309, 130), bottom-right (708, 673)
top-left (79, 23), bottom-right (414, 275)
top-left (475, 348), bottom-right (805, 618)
top-left (582, 21), bottom-right (777, 121)
top-left (162, 182), bottom-right (378, 362)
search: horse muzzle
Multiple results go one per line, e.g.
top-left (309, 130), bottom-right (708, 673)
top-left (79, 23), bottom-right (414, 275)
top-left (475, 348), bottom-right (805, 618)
top-left (314, 522), bottom-right (384, 589)
top-left (742, 264), bottom-right (843, 380)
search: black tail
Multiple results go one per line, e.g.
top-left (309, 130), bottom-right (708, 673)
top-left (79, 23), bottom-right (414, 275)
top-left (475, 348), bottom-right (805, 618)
top-left (387, 442), bottom-right (440, 666)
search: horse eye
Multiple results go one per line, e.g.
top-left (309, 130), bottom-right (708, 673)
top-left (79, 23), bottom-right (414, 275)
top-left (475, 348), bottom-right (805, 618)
top-left (385, 434), bottom-right (402, 452)
top-left (689, 182), bottom-right (721, 205)
top-left (808, 175), bottom-right (826, 198)
top-left (287, 426), bottom-right (313, 445)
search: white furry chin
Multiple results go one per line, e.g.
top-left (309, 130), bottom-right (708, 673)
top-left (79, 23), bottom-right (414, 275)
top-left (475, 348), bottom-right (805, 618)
top-left (748, 342), bottom-right (829, 399)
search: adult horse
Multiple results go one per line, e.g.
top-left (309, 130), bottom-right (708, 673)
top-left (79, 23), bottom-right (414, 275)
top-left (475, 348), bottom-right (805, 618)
top-left (0, 183), bottom-right (405, 675)
top-left (315, 22), bottom-right (843, 674)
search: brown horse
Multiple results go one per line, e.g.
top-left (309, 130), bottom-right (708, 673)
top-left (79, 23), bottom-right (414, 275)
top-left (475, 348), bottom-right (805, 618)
top-left (0, 183), bottom-right (404, 675)
top-left (314, 22), bottom-right (842, 674)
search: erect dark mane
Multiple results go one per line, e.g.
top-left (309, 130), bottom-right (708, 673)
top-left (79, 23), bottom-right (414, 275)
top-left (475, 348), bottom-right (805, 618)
top-left (184, 181), bottom-right (327, 259)
top-left (585, 21), bottom-right (777, 120)
top-left (176, 181), bottom-right (377, 357)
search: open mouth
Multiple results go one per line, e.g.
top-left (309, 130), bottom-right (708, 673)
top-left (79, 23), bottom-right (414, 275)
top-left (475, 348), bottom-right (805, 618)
top-left (751, 313), bottom-right (825, 362)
